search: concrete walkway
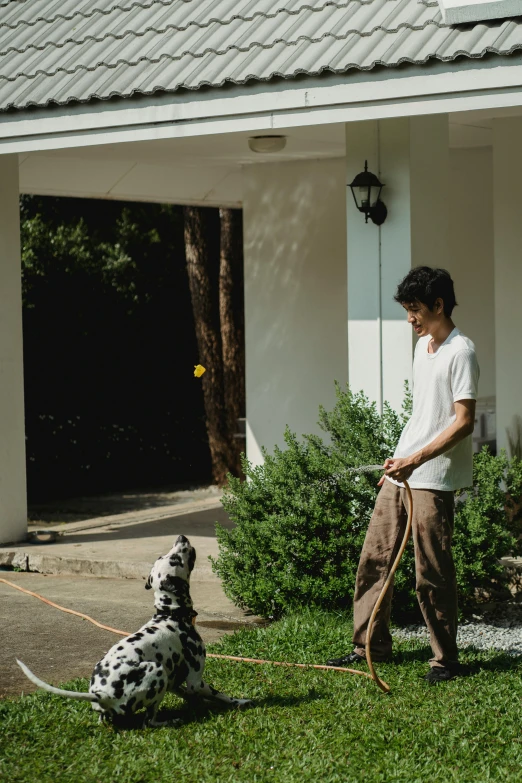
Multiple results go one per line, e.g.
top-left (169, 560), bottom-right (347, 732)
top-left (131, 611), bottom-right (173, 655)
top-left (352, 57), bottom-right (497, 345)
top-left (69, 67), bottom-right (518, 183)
top-left (0, 495), bottom-right (263, 698)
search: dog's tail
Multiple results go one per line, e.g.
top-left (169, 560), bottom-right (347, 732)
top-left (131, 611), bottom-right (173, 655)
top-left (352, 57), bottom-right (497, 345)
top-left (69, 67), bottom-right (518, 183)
top-left (16, 659), bottom-right (99, 702)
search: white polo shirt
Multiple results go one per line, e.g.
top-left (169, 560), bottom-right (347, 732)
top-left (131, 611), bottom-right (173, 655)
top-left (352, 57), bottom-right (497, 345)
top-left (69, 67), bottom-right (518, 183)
top-left (387, 327), bottom-right (480, 492)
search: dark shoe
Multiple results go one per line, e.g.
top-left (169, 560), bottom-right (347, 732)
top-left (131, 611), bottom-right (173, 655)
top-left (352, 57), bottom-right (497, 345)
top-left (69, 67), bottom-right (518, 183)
top-left (326, 651), bottom-right (366, 666)
top-left (424, 664), bottom-right (464, 684)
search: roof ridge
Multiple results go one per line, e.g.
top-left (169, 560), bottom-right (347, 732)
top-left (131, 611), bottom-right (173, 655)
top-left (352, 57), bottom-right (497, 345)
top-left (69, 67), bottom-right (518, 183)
top-left (0, 0), bottom-right (375, 33)
top-left (0, 0), bottom-right (164, 30)
top-left (0, 19), bottom-right (482, 85)
top-left (0, 10), bottom-right (446, 65)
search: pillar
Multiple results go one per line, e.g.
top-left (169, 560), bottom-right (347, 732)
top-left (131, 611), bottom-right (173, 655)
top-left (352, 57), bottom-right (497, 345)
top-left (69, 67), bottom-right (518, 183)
top-left (346, 115), bottom-right (450, 414)
top-left (0, 155), bottom-right (27, 544)
top-left (493, 117), bottom-right (522, 454)
top-left (243, 158), bottom-right (348, 464)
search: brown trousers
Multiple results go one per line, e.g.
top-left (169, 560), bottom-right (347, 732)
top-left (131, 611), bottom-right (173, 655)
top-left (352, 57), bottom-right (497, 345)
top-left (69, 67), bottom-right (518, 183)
top-left (352, 479), bottom-right (458, 668)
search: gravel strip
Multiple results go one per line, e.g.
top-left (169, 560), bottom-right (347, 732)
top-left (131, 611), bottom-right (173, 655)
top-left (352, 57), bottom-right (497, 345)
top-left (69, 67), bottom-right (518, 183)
top-left (392, 602), bottom-right (522, 656)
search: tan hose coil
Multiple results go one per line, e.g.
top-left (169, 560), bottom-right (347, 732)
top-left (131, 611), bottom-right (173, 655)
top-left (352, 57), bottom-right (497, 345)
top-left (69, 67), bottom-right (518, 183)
top-left (365, 479), bottom-right (413, 693)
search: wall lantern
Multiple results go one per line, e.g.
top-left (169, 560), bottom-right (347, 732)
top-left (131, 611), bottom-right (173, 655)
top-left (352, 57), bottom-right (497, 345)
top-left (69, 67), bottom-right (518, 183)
top-left (348, 161), bottom-right (387, 225)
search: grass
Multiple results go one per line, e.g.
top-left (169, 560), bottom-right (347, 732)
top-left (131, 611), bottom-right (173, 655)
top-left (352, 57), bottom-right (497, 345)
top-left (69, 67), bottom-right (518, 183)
top-left (1, 610), bottom-right (521, 783)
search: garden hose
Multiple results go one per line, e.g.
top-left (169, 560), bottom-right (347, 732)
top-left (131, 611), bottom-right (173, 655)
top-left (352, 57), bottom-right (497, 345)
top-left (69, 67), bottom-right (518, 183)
top-left (1, 577), bottom-right (382, 685)
top-left (2, 468), bottom-right (413, 694)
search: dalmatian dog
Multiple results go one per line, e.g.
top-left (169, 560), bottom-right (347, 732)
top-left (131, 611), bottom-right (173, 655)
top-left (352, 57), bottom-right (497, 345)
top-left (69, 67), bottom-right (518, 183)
top-left (17, 534), bottom-right (251, 727)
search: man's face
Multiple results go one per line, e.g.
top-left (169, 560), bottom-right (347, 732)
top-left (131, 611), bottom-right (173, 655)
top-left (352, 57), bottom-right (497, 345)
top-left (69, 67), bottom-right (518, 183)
top-left (402, 299), bottom-right (442, 337)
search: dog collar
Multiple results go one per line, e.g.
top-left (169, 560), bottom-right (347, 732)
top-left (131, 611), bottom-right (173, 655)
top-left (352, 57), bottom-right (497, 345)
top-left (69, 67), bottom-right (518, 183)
top-left (154, 608), bottom-right (198, 625)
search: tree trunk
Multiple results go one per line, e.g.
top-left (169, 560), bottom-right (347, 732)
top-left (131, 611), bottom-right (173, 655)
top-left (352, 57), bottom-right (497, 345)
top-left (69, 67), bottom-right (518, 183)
top-left (219, 208), bottom-right (245, 477)
top-left (183, 206), bottom-right (234, 485)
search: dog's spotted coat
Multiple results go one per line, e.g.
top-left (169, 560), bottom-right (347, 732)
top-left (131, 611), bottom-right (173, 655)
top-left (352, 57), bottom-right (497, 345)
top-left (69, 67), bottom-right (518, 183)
top-left (17, 535), bottom-right (251, 727)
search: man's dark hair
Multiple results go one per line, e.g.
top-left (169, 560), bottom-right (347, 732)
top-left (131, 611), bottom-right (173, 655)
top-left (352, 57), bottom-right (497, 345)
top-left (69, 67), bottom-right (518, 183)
top-left (394, 266), bottom-right (457, 317)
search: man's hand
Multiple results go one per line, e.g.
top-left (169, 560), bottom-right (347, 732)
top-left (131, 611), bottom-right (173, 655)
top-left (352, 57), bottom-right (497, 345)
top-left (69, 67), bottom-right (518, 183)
top-left (377, 457), bottom-right (416, 486)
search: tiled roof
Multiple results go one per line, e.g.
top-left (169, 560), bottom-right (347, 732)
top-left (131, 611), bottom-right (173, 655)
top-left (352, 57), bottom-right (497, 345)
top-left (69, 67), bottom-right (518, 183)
top-left (0, 0), bottom-right (521, 112)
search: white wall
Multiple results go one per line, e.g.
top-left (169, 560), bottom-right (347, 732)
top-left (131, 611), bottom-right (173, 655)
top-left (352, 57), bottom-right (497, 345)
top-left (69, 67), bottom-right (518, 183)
top-left (493, 118), bottom-right (522, 453)
top-left (448, 147), bottom-right (495, 399)
top-left (0, 155), bottom-right (27, 544)
top-left (241, 136), bottom-right (497, 464)
top-left (243, 158), bottom-right (347, 464)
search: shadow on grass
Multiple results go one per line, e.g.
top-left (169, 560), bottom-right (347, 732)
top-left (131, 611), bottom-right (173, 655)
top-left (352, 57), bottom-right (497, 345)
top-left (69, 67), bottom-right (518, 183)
top-left (108, 708), bottom-right (185, 731)
top-left (252, 689), bottom-right (325, 709)
top-left (461, 651), bottom-right (522, 675)
top-left (392, 647), bottom-right (434, 665)
top-left (107, 691), bottom-right (323, 731)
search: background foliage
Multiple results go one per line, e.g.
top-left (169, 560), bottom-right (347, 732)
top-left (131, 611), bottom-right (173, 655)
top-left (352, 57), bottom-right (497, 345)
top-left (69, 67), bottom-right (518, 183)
top-left (21, 196), bottom-right (211, 501)
top-left (213, 384), bottom-right (520, 619)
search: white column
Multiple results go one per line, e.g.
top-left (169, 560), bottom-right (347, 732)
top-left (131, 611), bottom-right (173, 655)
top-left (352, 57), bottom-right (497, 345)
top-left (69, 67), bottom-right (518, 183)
top-left (0, 155), bottom-right (27, 544)
top-left (493, 117), bottom-right (522, 454)
top-left (243, 158), bottom-right (348, 465)
top-left (346, 115), bottom-right (450, 413)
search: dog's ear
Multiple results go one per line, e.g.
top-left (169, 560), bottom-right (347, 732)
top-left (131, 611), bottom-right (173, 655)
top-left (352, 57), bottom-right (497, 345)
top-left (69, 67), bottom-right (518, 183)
top-left (145, 574), bottom-right (153, 590)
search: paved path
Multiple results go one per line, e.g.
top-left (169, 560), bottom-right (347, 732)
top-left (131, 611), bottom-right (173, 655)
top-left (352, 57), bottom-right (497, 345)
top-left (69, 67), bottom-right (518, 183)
top-left (0, 571), bottom-right (261, 699)
top-left (27, 485), bottom-right (222, 524)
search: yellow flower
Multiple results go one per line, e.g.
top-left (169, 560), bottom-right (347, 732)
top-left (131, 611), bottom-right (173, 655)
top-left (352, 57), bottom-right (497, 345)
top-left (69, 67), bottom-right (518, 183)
top-left (194, 364), bottom-right (206, 378)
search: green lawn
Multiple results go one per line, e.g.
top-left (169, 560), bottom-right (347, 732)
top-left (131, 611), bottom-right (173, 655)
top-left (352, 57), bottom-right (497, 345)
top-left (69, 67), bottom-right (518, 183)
top-left (1, 611), bottom-right (521, 783)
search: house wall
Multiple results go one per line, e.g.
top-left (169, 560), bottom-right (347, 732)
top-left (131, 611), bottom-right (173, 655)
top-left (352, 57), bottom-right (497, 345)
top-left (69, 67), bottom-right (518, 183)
top-left (242, 157), bottom-right (347, 465)
top-left (448, 147), bottom-right (495, 399)
top-left (241, 145), bottom-right (496, 467)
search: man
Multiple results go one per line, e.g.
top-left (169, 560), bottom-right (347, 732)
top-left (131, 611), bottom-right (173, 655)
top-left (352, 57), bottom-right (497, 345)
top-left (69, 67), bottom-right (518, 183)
top-left (327, 266), bottom-right (480, 683)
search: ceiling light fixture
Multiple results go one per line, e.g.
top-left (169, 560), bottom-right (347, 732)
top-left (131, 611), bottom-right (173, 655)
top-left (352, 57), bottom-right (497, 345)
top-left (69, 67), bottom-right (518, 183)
top-left (248, 135), bottom-right (287, 153)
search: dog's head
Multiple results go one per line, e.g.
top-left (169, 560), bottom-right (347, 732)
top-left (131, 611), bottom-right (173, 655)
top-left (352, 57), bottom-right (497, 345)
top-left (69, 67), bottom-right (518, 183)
top-left (145, 535), bottom-right (196, 613)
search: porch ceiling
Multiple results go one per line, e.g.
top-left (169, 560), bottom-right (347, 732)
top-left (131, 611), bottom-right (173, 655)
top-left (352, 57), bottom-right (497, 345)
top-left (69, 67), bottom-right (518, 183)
top-left (18, 123), bottom-right (345, 207)
top-left (17, 110), bottom-right (514, 207)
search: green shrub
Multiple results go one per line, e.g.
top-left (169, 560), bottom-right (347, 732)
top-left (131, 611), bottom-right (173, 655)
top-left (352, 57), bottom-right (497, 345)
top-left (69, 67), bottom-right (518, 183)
top-left (212, 384), bottom-right (518, 619)
top-left (452, 449), bottom-right (514, 601)
top-left (505, 454), bottom-right (522, 549)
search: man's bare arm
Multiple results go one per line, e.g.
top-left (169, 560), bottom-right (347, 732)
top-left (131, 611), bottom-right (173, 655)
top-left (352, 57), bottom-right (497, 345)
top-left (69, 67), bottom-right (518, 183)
top-left (379, 399), bottom-right (476, 485)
